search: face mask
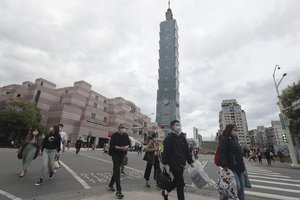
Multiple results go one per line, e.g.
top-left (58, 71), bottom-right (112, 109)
top-left (33, 131), bottom-right (38, 136)
top-left (120, 128), bottom-right (126, 133)
top-left (174, 126), bottom-right (181, 134)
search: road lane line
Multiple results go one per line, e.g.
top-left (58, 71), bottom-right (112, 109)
top-left (0, 189), bottom-right (22, 200)
top-left (248, 175), bottom-right (300, 183)
top-left (250, 179), bottom-right (300, 187)
top-left (60, 161), bottom-right (91, 189)
top-left (80, 153), bottom-right (144, 173)
top-left (252, 184), bottom-right (300, 194)
top-left (245, 191), bottom-right (299, 200)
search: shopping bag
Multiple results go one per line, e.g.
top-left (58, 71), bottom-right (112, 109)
top-left (157, 167), bottom-right (172, 191)
top-left (53, 160), bottom-right (60, 169)
top-left (188, 160), bottom-right (213, 189)
top-left (244, 170), bottom-right (251, 188)
top-left (217, 168), bottom-right (238, 200)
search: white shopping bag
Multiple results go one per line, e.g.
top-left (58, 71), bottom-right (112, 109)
top-left (218, 168), bottom-right (239, 200)
top-left (188, 160), bottom-right (213, 189)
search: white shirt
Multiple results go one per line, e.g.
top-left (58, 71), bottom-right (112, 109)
top-left (59, 131), bottom-right (68, 150)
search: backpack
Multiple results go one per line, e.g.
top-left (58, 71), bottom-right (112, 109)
top-left (214, 147), bottom-right (221, 166)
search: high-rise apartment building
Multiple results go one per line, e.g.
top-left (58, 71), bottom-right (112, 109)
top-left (219, 99), bottom-right (250, 147)
top-left (156, 4), bottom-right (180, 131)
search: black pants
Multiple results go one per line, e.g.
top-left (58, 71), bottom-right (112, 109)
top-left (76, 148), bottom-right (80, 154)
top-left (168, 166), bottom-right (185, 200)
top-left (109, 155), bottom-right (124, 192)
top-left (144, 155), bottom-right (160, 181)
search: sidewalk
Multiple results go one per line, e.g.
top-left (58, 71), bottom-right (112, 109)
top-left (81, 191), bottom-right (216, 200)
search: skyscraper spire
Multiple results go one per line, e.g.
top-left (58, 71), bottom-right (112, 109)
top-left (165, 1), bottom-right (173, 20)
top-left (168, 1), bottom-right (170, 9)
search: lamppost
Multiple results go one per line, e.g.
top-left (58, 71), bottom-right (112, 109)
top-left (272, 64), bottom-right (299, 166)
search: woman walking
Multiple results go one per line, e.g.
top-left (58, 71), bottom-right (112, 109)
top-left (35, 125), bottom-right (61, 185)
top-left (219, 124), bottom-right (246, 200)
top-left (143, 133), bottom-right (160, 187)
top-left (18, 129), bottom-right (41, 177)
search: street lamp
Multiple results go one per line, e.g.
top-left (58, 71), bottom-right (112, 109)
top-left (272, 65), bottom-right (300, 167)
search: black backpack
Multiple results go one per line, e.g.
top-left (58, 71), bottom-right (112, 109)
top-left (157, 168), bottom-right (172, 191)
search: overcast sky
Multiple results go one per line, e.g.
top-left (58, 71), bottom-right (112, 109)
top-left (1, 0), bottom-right (300, 139)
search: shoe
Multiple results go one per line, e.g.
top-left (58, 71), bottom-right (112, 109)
top-left (35, 178), bottom-right (43, 186)
top-left (161, 190), bottom-right (168, 200)
top-left (145, 181), bottom-right (150, 187)
top-left (49, 171), bottom-right (54, 178)
top-left (19, 171), bottom-right (25, 177)
top-left (116, 191), bottom-right (124, 199)
top-left (106, 186), bottom-right (115, 192)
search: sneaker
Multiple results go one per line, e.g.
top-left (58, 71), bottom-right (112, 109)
top-left (145, 181), bottom-right (150, 188)
top-left (116, 191), bottom-right (124, 199)
top-left (49, 171), bottom-right (54, 178)
top-left (35, 178), bottom-right (43, 186)
top-left (106, 186), bottom-right (115, 192)
top-left (161, 190), bottom-right (168, 200)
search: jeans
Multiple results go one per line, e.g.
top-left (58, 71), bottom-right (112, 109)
top-left (41, 149), bottom-right (57, 179)
top-left (168, 166), bottom-right (185, 200)
top-left (233, 171), bottom-right (245, 200)
top-left (109, 155), bottom-right (124, 192)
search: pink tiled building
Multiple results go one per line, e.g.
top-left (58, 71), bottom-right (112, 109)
top-left (0, 78), bottom-right (164, 147)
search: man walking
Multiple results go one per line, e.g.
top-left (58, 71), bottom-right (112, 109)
top-left (106, 124), bottom-right (131, 199)
top-left (161, 120), bottom-right (194, 200)
top-left (55, 123), bottom-right (68, 166)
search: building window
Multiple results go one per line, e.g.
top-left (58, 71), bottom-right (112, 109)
top-left (91, 113), bottom-right (96, 119)
top-left (66, 90), bottom-right (68, 93)
top-left (6, 91), bottom-right (10, 94)
top-left (104, 107), bottom-right (107, 112)
top-left (96, 95), bottom-right (99, 100)
top-left (104, 99), bottom-right (107, 104)
top-left (35, 90), bottom-right (41, 103)
top-left (94, 103), bottom-right (97, 108)
top-left (104, 117), bottom-right (107, 122)
top-left (17, 94), bottom-right (21, 97)
top-left (40, 82), bottom-right (43, 86)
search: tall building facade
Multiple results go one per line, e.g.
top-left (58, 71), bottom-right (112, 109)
top-left (0, 78), bottom-right (164, 146)
top-left (219, 99), bottom-right (250, 147)
top-left (156, 5), bottom-right (180, 131)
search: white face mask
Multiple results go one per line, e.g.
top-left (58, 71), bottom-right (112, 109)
top-left (174, 126), bottom-right (181, 134)
top-left (120, 128), bottom-right (126, 134)
top-left (33, 131), bottom-right (38, 136)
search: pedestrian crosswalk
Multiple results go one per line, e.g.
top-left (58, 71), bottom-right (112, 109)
top-left (245, 166), bottom-right (300, 200)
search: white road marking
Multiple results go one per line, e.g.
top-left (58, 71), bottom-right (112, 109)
top-left (250, 179), bottom-right (300, 187)
top-left (247, 172), bottom-right (291, 178)
top-left (60, 161), bottom-right (91, 189)
top-left (252, 184), bottom-right (300, 194)
top-left (245, 191), bottom-right (300, 200)
top-left (80, 153), bottom-right (144, 173)
top-left (0, 189), bottom-right (22, 200)
top-left (248, 175), bottom-right (300, 183)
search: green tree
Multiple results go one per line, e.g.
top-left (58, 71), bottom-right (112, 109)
top-left (281, 81), bottom-right (300, 145)
top-left (0, 98), bottom-right (43, 145)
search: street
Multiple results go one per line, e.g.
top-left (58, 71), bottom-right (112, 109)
top-left (0, 148), bottom-right (299, 200)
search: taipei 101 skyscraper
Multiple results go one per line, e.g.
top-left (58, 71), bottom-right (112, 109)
top-left (155, 2), bottom-right (180, 132)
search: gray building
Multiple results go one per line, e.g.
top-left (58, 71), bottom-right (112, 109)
top-left (156, 5), bottom-right (180, 131)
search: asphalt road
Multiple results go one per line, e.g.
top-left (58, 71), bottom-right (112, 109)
top-left (0, 148), bottom-right (299, 200)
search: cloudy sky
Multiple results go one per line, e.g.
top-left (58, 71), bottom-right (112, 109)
top-left (1, 0), bottom-right (300, 139)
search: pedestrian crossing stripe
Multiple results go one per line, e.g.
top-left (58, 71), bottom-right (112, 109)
top-left (247, 172), bottom-right (291, 178)
top-left (250, 179), bottom-right (300, 187)
top-left (245, 191), bottom-right (299, 200)
top-left (251, 184), bottom-right (300, 194)
top-left (248, 175), bottom-right (300, 183)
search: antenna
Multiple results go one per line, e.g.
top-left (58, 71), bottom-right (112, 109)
top-left (168, 1), bottom-right (170, 9)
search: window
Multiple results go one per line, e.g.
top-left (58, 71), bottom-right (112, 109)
top-left (94, 103), bottom-right (97, 108)
top-left (40, 82), bottom-right (43, 86)
top-left (104, 99), bottom-right (107, 104)
top-left (91, 113), bottom-right (96, 119)
top-left (35, 90), bottom-right (41, 103)
top-left (6, 91), bottom-right (10, 94)
top-left (104, 107), bottom-right (107, 112)
top-left (104, 117), bottom-right (107, 122)
top-left (17, 94), bottom-right (21, 97)
top-left (65, 90), bottom-right (68, 93)
top-left (96, 95), bottom-right (99, 100)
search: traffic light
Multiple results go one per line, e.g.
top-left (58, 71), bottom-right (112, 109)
top-left (282, 133), bottom-right (288, 143)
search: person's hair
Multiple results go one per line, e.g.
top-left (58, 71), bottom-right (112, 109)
top-left (58, 123), bottom-right (63, 128)
top-left (222, 124), bottom-right (236, 137)
top-left (118, 123), bottom-right (126, 129)
top-left (52, 125), bottom-right (60, 134)
top-left (26, 128), bottom-right (40, 143)
top-left (170, 120), bottom-right (180, 128)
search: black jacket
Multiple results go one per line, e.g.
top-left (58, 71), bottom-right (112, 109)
top-left (42, 133), bottom-right (61, 152)
top-left (219, 134), bottom-right (245, 172)
top-left (109, 132), bottom-right (131, 158)
top-left (162, 132), bottom-right (193, 167)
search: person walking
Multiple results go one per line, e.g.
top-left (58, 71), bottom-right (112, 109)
top-left (143, 133), bottom-right (160, 188)
top-left (256, 149), bottom-right (262, 164)
top-left (219, 124), bottom-right (246, 200)
top-left (18, 128), bottom-right (41, 177)
top-left (75, 136), bottom-right (83, 155)
top-left (265, 148), bottom-right (272, 165)
top-left (35, 125), bottom-right (61, 186)
top-left (106, 124), bottom-right (131, 199)
top-left (161, 120), bottom-right (194, 200)
top-left (54, 123), bottom-right (68, 166)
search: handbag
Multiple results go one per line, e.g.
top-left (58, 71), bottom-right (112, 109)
top-left (143, 152), bottom-right (155, 164)
top-left (157, 167), bottom-right (172, 191)
top-left (214, 147), bottom-right (221, 166)
top-left (244, 170), bottom-right (251, 188)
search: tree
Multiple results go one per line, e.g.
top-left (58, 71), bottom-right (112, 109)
top-left (281, 81), bottom-right (300, 145)
top-left (0, 98), bottom-right (43, 146)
